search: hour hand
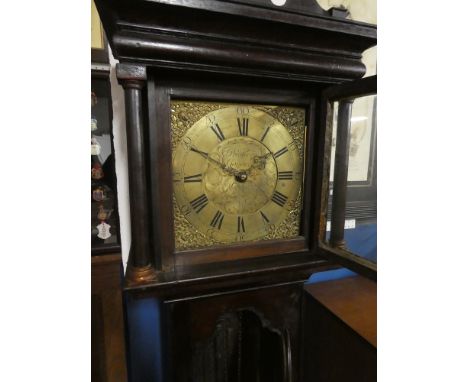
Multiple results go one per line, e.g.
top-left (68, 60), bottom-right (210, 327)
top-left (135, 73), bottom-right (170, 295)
top-left (248, 152), bottom-right (272, 173)
top-left (257, 152), bottom-right (272, 160)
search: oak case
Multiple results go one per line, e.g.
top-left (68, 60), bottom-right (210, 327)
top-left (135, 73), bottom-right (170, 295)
top-left (94, 0), bottom-right (377, 380)
top-left (147, 75), bottom-right (319, 271)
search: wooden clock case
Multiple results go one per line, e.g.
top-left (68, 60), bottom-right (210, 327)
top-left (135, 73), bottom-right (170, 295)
top-left (95, 1), bottom-right (376, 380)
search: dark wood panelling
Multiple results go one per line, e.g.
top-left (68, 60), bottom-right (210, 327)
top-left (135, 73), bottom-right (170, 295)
top-left (91, 255), bottom-right (127, 382)
top-left (127, 258), bottom-right (334, 298)
top-left (147, 79), bottom-right (174, 272)
top-left (95, 0), bottom-right (376, 84)
top-left (92, 294), bottom-right (107, 381)
top-left (164, 282), bottom-right (305, 382)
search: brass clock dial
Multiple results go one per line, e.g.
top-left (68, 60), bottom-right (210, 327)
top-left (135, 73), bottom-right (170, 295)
top-left (171, 102), bottom-right (306, 250)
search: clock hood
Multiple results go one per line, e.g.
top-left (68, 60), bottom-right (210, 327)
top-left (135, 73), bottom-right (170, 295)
top-left (95, 0), bottom-right (376, 84)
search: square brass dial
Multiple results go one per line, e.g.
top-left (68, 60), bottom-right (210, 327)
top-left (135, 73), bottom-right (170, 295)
top-left (171, 100), bottom-right (306, 251)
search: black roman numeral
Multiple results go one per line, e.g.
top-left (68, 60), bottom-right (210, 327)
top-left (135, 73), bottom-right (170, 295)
top-left (190, 194), bottom-right (209, 213)
top-left (237, 117), bottom-right (249, 136)
top-left (260, 126), bottom-right (271, 142)
top-left (271, 190), bottom-right (288, 207)
top-left (210, 123), bottom-right (225, 141)
top-left (184, 173), bottom-right (203, 183)
top-left (278, 171), bottom-right (293, 180)
top-left (237, 216), bottom-right (245, 233)
top-left (210, 210), bottom-right (224, 230)
top-left (260, 210), bottom-right (270, 224)
top-left (273, 147), bottom-right (288, 159)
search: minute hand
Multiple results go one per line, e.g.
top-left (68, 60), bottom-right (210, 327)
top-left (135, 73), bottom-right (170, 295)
top-left (190, 146), bottom-right (239, 176)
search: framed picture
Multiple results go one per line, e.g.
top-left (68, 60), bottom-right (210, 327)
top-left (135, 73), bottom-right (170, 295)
top-left (329, 94), bottom-right (377, 223)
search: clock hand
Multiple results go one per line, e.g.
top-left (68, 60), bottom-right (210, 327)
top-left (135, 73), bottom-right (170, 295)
top-left (190, 146), bottom-right (239, 176)
top-left (259, 152), bottom-right (272, 159)
top-left (247, 151), bottom-right (273, 174)
top-left (189, 146), bottom-right (209, 159)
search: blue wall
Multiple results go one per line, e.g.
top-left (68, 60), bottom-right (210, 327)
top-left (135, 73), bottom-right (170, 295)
top-left (344, 223), bottom-right (377, 263)
top-left (125, 294), bottom-right (164, 382)
top-left (310, 222), bottom-right (376, 284)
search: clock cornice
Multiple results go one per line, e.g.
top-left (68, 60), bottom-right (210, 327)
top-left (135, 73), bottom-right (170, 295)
top-left (95, 0), bottom-right (376, 84)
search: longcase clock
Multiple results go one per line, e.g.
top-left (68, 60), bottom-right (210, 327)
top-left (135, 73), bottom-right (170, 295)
top-left (95, 0), bottom-right (377, 380)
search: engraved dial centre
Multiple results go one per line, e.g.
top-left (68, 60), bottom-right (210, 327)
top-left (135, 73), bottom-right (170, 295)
top-left (203, 137), bottom-right (277, 215)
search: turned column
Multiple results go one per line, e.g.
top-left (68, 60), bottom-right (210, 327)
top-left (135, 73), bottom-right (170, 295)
top-left (329, 100), bottom-right (353, 249)
top-left (116, 63), bottom-right (156, 282)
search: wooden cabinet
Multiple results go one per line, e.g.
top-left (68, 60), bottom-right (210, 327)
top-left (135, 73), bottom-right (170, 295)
top-left (302, 275), bottom-right (377, 381)
top-left (91, 254), bottom-right (127, 382)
